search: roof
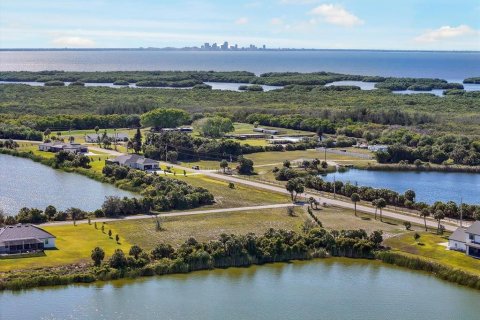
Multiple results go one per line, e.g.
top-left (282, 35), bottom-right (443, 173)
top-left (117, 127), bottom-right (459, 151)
top-left (466, 221), bottom-right (480, 235)
top-left (449, 227), bottom-right (466, 243)
top-left (111, 154), bottom-right (157, 166)
top-left (0, 224), bottom-right (55, 244)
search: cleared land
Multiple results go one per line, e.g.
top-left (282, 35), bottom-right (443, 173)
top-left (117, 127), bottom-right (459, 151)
top-left (165, 173), bottom-right (291, 208)
top-left (384, 232), bottom-right (480, 276)
top-left (0, 223), bottom-right (130, 272)
top-left (110, 207), bottom-right (306, 249)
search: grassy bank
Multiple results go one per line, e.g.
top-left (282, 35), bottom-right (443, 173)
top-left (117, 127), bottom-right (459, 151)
top-left (376, 251), bottom-right (480, 290)
top-left (384, 232), bottom-right (480, 276)
top-left (0, 223), bottom-right (130, 272)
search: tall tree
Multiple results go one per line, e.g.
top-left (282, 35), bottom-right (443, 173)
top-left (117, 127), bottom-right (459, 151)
top-left (220, 159), bottom-right (229, 173)
top-left (420, 208), bottom-right (430, 231)
top-left (351, 193), bottom-right (360, 216)
top-left (376, 198), bottom-right (387, 222)
top-left (286, 178), bottom-right (305, 202)
top-left (140, 108), bottom-right (190, 130)
top-left (133, 128), bottom-right (142, 154)
top-left (434, 210), bottom-right (445, 234)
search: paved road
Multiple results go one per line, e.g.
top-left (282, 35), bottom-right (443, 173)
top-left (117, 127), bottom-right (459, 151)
top-left (161, 161), bottom-right (460, 232)
top-left (42, 203), bottom-right (300, 226)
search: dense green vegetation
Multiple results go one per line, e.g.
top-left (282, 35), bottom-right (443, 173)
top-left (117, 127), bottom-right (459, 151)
top-left (0, 226), bottom-right (383, 291)
top-left (464, 77), bottom-right (480, 84)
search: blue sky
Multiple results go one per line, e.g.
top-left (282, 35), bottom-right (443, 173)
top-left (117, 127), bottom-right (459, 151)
top-left (0, 0), bottom-right (479, 50)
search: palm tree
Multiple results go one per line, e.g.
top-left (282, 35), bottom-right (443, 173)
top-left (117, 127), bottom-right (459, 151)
top-left (420, 208), bottom-right (430, 231)
top-left (220, 159), bottom-right (228, 173)
top-left (433, 210), bottom-right (445, 234)
top-left (372, 199), bottom-right (378, 220)
top-left (91, 247), bottom-right (105, 266)
top-left (376, 198), bottom-right (387, 222)
top-left (351, 193), bottom-right (360, 216)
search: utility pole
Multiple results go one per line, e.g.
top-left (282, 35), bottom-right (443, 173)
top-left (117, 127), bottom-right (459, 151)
top-left (460, 197), bottom-right (463, 228)
top-left (324, 146), bottom-right (327, 163)
top-left (333, 175), bottom-right (336, 199)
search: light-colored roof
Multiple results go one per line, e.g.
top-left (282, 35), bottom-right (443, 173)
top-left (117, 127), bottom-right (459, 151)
top-left (466, 221), bottom-right (480, 235)
top-left (85, 133), bottom-right (128, 140)
top-left (449, 227), bottom-right (466, 243)
top-left (111, 154), bottom-right (157, 166)
top-left (0, 224), bottom-right (55, 244)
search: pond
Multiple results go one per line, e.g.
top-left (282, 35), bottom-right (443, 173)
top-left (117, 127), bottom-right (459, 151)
top-left (323, 168), bottom-right (480, 204)
top-left (0, 80), bottom-right (282, 91)
top-left (1, 259), bottom-right (479, 320)
top-left (324, 80), bottom-right (480, 97)
top-left (0, 154), bottom-right (137, 215)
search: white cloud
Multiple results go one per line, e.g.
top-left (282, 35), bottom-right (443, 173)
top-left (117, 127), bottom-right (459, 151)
top-left (310, 4), bottom-right (363, 27)
top-left (270, 18), bottom-right (284, 25)
top-left (415, 25), bottom-right (477, 42)
top-left (280, 0), bottom-right (319, 4)
top-left (235, 17), bottom-right (249, 25)
top-left (51, 36), bottom-right (95, 47)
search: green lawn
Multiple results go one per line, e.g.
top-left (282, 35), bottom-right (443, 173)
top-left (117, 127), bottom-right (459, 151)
top-left (313, 206), bottom-right (408, 237)
top-left (384, 232), bottom-right (480, 276)
top-left (245, 149), bottom-right (376, 166)
top-left (166, 174), bottom-right (291, 208)
top-left (110, 207), bottom-right (306, 249)
top-left (0, 223), bottom-right (131, 272)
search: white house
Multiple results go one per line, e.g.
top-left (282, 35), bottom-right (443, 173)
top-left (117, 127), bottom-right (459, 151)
top-left (448, 221), bottom-right (480, 258)
top-left (106, 154), bottom-right (159, 171)
top-left (0, 224), bottom-right (56, 255)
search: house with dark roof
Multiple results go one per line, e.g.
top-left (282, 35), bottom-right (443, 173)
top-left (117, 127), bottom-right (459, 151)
top-left (106, 154), bottom-right (159, 171)
top-left (0, 224), bottom-right (56, 255)
top-left (448, 221), bottom-right (480, 258)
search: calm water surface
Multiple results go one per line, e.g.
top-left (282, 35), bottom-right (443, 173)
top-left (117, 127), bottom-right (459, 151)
top-left (1, 259), bottom-right (479, 320)
top-left (1, 50), bottom-right (479, 79)
top-left (324, 169), bottom-right (480, 204)
top-left (0, 154), bottom-right (136, 215)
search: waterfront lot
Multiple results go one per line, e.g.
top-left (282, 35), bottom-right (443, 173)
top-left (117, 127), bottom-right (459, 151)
top-left (385, 232), bottom-right (480, 276)
top-left (0, 223), bottom-right (130, 272)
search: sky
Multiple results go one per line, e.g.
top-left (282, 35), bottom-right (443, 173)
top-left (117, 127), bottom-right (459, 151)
top-left (0, 0), bottom-right (479, 50)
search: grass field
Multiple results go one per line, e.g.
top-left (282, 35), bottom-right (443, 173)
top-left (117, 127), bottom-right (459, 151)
top-left (0, 223), bottom-right (130, 272)
top-left (384, 232), bottom-right (480, 276)
top-left (166, 173), bottom-right (291, 208)
top-left (232, 122), bottom-right (314, 136)
top-left (314, 206), bottom-right (409, 238)
top-left (110, 207), bottom-right (306, 249)
top-left (245, 149), bottom-right (376, 166)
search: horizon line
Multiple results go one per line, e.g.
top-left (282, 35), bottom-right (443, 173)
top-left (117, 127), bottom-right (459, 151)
top-left (0, 47), bottom-right (479, 53)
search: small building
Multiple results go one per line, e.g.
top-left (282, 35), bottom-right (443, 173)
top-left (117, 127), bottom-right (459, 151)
top-left (448, 221), bottom-right (480, 258)
top-left (177, 126), bottom-right (193, 132)
top-left (38, 142), bottom-right (88, 154)
top-left (368, 145), bottom-right (389, 152)
top-left (85, 133), bottom-right (129, 143)
top-left (0, 224), bottom-right (56, 255)
top-left (106, 154), bottom-right (159, 171)
top-left (253, 127), bottom-right (279, 135)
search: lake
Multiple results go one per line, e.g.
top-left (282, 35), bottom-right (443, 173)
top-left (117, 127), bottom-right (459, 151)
top-left (0, 80), bottom-right (282, 92)
top-left (0, 154), bottom-right (136, 215)
top-left (0, 50), bottom-right (479, 79)
top-left (323, 169), bottom-right (480, 204)
top-left (1, 259), bottom-right (479, 320)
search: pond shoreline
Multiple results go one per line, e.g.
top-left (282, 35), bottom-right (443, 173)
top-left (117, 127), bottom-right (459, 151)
top-left (1, 252), bottom-right (479, 292)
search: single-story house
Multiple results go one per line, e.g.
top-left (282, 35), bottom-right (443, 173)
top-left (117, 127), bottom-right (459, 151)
top-left (0, 224), bottom-right (56, 255)
top-left (177, 126), bottom-right (193, 132)
top-left (38, 142), bottom-right (88, 154)
top-left (253, 127), bottom-right (279, 135)
top-left (106, 154), bottom-right (159, 171)
top-left (448, 221), bottom-right (480, 258)
top-left (85, 133), bottom-right (129, 143)
top-left (368, 145), bottom-right (389, 152)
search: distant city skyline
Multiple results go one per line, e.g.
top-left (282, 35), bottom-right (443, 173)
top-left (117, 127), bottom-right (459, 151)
top-left (0, 0), bottom-right (479, 51)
